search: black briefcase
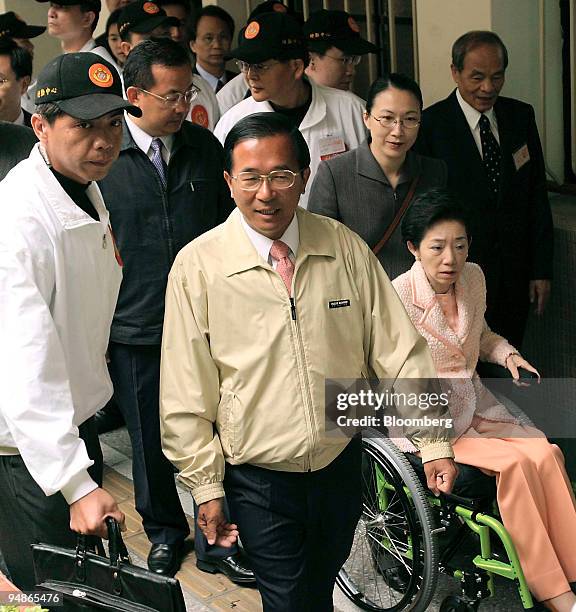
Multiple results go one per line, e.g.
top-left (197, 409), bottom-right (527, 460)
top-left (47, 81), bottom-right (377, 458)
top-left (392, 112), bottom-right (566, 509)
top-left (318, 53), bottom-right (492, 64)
top-left (32, 517), bottom-right (186, 611)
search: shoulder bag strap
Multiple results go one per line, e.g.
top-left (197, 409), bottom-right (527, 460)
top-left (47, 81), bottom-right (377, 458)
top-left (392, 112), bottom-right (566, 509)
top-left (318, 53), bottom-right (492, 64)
top-left (372, 175), bottom-right (420, 257)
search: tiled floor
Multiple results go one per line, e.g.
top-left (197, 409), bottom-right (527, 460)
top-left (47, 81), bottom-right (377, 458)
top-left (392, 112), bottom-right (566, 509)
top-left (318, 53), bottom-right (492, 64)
top-left (100, 427), bottom-right (531, 611)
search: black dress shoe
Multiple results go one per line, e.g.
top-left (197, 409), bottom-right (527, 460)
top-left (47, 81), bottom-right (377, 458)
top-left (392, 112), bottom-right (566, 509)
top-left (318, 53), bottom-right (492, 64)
top-left (147, 542), bottom-right (184, 577)
top-left (196, 552), bottom-right (256, 584)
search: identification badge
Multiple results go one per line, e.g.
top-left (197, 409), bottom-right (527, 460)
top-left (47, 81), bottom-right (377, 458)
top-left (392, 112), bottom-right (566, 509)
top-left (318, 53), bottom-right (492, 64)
top-left (513, 144), bottom-right (530, 171)
top-left (329, 299), bottom-right (350, 309)
top-left (319, 135), bottom-right (346, 161)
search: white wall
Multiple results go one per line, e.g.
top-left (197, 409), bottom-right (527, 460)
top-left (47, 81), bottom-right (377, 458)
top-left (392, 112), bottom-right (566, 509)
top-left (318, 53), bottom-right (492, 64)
top-left (415, 0), bottom-right (491, 107)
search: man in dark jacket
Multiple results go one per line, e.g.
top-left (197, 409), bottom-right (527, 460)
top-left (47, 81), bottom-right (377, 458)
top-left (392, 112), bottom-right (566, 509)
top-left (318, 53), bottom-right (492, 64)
top-left (415, 31), bottom-right (553, 348)
top-left (98, 38), bottom-right (252, 582)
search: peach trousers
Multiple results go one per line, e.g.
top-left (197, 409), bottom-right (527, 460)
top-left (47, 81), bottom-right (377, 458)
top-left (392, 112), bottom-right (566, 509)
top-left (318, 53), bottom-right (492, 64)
top-left (452, 418), bottom-right (576, 601)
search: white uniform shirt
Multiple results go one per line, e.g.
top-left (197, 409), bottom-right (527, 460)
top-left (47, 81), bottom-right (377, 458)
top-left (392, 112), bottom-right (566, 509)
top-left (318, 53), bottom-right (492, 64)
top-left (214, 79), bottom-right (367, 208)
top-left (0, 145), bottom-right (122, 503)
top-left (216, 72), bottom-right (249, 115)
top-left (186, 73), bottom-right (221, 132)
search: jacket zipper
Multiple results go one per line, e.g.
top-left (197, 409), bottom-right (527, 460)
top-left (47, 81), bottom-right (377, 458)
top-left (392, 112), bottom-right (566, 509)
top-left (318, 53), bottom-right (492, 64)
top-left (288, 292), bottom-right (317, 471)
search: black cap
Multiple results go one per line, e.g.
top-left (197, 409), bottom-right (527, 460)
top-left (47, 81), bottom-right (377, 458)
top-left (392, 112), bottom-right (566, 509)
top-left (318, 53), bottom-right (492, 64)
top-left (34, 52), bottom-right (141, 120)
top-left (247, 1), bottom-right (290, 21)
top-left (118, 0), bottom-right (179, 37)
top-left (304, 10), bottom-right (378, 55)
top-left (36, 0), bottom-right (101, 8)
top-left (0, 12), bottom-right (46, 40)
top-left (228, 12), bottom-right (305, 64)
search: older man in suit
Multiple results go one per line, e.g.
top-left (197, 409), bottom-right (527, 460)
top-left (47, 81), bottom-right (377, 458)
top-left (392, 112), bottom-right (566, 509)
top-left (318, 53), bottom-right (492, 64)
top-left (416, 31), bottom-right (553, 348)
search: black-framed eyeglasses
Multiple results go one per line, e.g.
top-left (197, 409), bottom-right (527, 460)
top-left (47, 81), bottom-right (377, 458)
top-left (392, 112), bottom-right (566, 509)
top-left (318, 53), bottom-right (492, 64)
top-left (322, 54), bottom-right (362, 66)
top-left (370, 114), bottom-right (421, 129)
top-left (229, 169), bottom-right (303, 191)
top-left (235, 60), bottom-right (280, 74)
top-left (138, 86), bottom-right (199, 107)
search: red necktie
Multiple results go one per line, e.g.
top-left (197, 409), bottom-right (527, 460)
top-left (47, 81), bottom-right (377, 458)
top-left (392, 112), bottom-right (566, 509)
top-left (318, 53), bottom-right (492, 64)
top-left (270, 240), bottom-right (294, 295)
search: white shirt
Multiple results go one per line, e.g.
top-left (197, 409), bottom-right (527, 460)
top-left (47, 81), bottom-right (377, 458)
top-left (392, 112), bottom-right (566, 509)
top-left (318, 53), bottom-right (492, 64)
top-left (125, 115), bottom-right (174, 165)
top-left (239, 209), bottom-right (299, 268)
top-left (216, 72), bottom-right (249, 115)
top-left (0, 145), bottom-right (122, 503)
top-left (456, 88), bottom-right (500, 158)
top-left (185, 73), bottom-right (221, 132)
top-left (195, 63), bottom-right (227, 92)
top-left (215, 79), bottom-right (367, 208)
top-left (79, 38), bottom-right (120, 73)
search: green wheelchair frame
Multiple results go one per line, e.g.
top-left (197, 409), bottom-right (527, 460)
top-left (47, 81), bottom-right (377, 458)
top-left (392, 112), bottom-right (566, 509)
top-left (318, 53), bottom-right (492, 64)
top-left (336, 432), bottom-right (536, 612)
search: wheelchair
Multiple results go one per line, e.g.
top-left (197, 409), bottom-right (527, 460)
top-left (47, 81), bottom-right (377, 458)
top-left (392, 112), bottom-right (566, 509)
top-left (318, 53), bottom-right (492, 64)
top-left (337, 367), bottom-right (541, 612)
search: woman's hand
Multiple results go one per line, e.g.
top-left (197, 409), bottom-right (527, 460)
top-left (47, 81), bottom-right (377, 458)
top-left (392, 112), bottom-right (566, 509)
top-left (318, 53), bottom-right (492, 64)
top-left (505, 353), bottom-right (540, 386)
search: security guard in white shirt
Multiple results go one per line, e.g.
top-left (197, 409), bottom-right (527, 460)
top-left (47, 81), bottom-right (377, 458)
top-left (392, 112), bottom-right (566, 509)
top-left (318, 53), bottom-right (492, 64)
top-left (0, 52), bottom-right (140, 592)
top-left (213, 11), bottom-right (366, 208)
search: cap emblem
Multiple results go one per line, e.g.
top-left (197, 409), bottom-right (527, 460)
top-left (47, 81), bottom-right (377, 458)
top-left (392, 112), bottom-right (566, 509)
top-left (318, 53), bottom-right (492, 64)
top-left (89, 63), bottom-right (114, 88)
top-left (244, 21), bottom-right (260, 40)
top-left (348, 16), bottom-right (360, 33)
top-left (273, 2), bottom-right (287, 12)
top-left (143, 2), bottom-right (160, 14)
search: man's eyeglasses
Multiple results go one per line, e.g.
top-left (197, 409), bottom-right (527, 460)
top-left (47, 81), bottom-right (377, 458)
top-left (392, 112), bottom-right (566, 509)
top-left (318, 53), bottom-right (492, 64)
top-left (322, 54), bottom-right (362, 66)
top-left (235, 60), bottom-right (280, 74)
top-left (138, 87), bottom-right (199, 107)
top-left (370, 114), bottom-right (421, 129)
top-left (229, 169), bottom-right (302, 191)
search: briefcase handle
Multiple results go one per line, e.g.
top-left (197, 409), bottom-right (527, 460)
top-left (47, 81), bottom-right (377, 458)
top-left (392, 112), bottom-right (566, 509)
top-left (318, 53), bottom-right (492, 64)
top-left (75, 517), bottom-right (130, 581)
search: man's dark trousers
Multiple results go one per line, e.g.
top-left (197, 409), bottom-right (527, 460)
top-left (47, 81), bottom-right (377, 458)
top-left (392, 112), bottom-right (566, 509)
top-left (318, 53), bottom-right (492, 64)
top-left (108, 342), bottom-right (240, 560)
top-left (0, 419), bottom-right (102, 591)
top-left (224, 437), bottom-right (362, 612)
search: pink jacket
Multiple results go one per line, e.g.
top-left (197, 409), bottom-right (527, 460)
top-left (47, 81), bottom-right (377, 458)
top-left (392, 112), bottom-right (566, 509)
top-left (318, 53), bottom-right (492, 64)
top-left (391, 261), bottom-right (519, 450)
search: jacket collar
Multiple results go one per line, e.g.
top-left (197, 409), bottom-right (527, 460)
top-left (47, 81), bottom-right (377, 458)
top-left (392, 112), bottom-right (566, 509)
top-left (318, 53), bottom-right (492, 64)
top-left (222, 207), bottom-right (336, 277)
top-left (120, 117), bottom-right (199, 156)
top-left (30, 144), bottom-right (109, 230)
top-left (409, 260), bottom-right (472, 346)
top-left (356, 139), bottom-right (421, 185)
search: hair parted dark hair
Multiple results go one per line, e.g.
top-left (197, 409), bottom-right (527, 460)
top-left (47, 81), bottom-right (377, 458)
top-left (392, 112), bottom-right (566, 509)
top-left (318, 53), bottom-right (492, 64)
top-left (189, 5), bottom-right (235, 41)
top-left (122, 37), bottom-right (191, 92)
top-left (451, 30), bottom-right (508, 72)
top-left (223, 112), bottom-right (310, 173)
top-left (0, 39), bottom-right (32, 80)
top-left (365, 73), bottom-right (423, 114)
top-left (34, 102), bottom-right (65, 125)
top-left (401, 189), bottom-right (470, 248)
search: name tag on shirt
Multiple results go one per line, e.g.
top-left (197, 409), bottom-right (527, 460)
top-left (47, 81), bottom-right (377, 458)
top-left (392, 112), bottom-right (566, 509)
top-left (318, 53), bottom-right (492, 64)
top-left (319, 135), bottom-right (346, 161)
top-left (513, 144), bottom-right (530, 171)
top-left (329, 299), bottom-right (350, 309)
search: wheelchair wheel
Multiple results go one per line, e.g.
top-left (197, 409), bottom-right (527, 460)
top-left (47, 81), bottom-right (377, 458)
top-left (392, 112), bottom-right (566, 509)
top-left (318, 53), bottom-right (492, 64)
top-left (337, 434), bottom-right (439, 611)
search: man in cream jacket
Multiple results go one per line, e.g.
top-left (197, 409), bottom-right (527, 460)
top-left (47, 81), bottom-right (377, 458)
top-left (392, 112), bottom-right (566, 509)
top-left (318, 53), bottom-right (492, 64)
top-left (160, 113), bottom-right (457, 612)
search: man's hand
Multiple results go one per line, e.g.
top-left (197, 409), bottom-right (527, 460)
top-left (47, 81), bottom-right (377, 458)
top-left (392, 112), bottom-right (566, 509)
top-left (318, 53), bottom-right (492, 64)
top-left (529, 280), bottom-right (551, 315)
top-left (423, 458), bottom-right (458, 496)
top-left (69, 487), bottom-right (125, 538)
top-left (197, 498), bottom-right (239, 547)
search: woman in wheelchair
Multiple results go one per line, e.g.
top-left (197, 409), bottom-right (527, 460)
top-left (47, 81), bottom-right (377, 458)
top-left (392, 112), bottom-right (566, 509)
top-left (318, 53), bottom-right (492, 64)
top-left (391, 190), bottom-right (576, 611)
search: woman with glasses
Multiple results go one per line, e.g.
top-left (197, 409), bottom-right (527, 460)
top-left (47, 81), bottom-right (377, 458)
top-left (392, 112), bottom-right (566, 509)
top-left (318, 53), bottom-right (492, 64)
top-left (308, 73), bottom-right (447, 279)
